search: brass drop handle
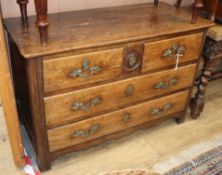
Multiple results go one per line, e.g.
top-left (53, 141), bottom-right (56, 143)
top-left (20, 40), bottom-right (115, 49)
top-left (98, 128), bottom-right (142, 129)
top-left (162, 44), bottom-right (185, 59)
top-left (72, 96), bottom-right (102, 112)
top-left (149, 103), bottom-right (173, 116)
top-left (73, 124), bottom-right (101, 138)
top-left (69, 59), bottom-right (102, 79)
top-left (122, 112), bottom-right (132, 123)
top-left (154, 78), bottom-right (178, 90)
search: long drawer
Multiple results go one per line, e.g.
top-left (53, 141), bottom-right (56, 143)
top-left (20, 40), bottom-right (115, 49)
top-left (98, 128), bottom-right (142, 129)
top-left (47, 90), bottom-right (189, 152)
top-left (44, 64), bottom-right (196, 128)
top-left (142, 33), bottom-right (203, 72)
top-left (43, 48), bottom-right (123, 93)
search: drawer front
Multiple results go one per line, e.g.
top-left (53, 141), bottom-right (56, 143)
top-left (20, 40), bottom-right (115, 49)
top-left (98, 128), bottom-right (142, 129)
top-left (48, 90), bottom-right (189, 152)
top-left (43, 48), bottom-right (123, 93)
top-left (142, 33), bottom-right (203, 72)
top-left (44, 64), bottom-right (196, 128)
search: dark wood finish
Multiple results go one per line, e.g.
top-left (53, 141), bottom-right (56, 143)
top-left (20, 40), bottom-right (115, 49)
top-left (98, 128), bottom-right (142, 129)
top-left (174, 0), bottom-right (204, 23)
top-left (175, 0), bottom-right (182, 8)
top-left (4, 3), bottom-right (212, 171)
top-left (17, 0), bottom-right (29, 23)
top-left (190, 61), bottom-right (211, 118)
top-left (202, 0), bottom-right (222, 22)
top-left (154, 0), bottom-right (159, 6)
top-left (190, 36), bottom-right (222, 118)
top-left (34, 0), bottom-right (48, 46)
top-left (192, 0), bottom-right (204, 24)
top-left (122, 44), bottom-right (144, 74)
top-left (209, 0), bottom-right (220, 21)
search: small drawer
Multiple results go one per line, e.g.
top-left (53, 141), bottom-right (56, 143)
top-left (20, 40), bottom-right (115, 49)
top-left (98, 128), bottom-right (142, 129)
top-left (47, 90), bottom-right (189, 152)
top-left (43, 48), bottom-right (123, 93)
top-left (142, 33), bottom-right (203, 72)
top-left (44, 64), bottom-right (196, 128)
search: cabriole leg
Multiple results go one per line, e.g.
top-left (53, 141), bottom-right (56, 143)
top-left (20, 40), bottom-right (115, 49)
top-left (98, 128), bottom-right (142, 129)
top-left (17, 0), bottom-right (29, 23)
top-left (191, 0), bottom-right (204, 24)
top-left (34, 0), bottom-right (48, 46)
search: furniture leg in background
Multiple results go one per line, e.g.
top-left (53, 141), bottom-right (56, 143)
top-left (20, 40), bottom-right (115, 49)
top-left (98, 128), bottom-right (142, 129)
top-left (175, 0), bottom-right (182, 8)
top-left (0, 7), bottom-right (25, 168)
top-left (154, 0), bottom-right (159, 6)
top-left (17, 0), bottom-right (28, 23)
top-left (190, 59), bottom-right (212, 119)
top-left (209, 0), bottom-right (220, 21)
top-left (175, 0), bottom-right (204, 24)
top-left (34, 0), bottom-right (48, 46)
top-left (192, 0), bottom-right (204, 24)
top-left (190, 28), bottom-right (222, 118)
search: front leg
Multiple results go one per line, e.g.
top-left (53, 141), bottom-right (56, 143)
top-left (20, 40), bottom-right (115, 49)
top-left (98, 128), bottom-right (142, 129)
top-left (17, 0), bottom-right (29, 23)
top-left (34, 0), bottom-right (48, 46)
top-left (191, 0), bottom-right (204, 24)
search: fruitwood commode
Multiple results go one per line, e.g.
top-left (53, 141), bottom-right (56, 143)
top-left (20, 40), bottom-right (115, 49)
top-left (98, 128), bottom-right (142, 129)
top-left (4, 3), bottom-right (213, 171)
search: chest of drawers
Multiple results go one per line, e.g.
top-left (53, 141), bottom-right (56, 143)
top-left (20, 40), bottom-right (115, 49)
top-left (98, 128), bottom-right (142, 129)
top-left (4, 3), bottom-right (213, 171)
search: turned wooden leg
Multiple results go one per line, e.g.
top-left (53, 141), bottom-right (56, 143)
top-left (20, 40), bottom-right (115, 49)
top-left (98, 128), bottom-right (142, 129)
top-left (209, 0), bottom-right (219, 22)
top-left (191, 0), bottom-right (204, 24)
top-left (34, 0), bottom-right (48, 46)
top-left (17, 0), bottom-right (29, 23)
top-left (190, 59), bottom-right (212, 119)
top-left (154, 0), bottom-right (159, 6)
top-left (175, 0), bottom-right (183, 8)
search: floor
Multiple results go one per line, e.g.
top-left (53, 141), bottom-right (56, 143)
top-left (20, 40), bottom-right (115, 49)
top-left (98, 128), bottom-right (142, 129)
top-left (0, 79), bottom-right (222, 175)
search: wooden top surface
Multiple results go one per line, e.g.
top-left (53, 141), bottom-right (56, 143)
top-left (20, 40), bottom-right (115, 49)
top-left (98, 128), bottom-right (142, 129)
top-left (4, 2), bottom-right (213, 58)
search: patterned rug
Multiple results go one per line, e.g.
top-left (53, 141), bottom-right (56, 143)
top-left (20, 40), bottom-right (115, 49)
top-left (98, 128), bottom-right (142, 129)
top-left (164, 145), bottom-right (222, 175)
top-left (101, 170), bottom-right (159, 175)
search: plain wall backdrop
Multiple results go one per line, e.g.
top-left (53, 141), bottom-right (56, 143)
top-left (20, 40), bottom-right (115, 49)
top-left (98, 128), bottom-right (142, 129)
top-left (0, 0), bottom-right (193, 18)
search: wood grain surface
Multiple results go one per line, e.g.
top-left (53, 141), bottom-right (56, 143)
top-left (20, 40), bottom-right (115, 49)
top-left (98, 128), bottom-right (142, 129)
top-left (142, 33), bottom-right (203, 72)
top-left (43, 48), bottom-right (123, 93)
top-left (48, 90), bottom-right (189, 152)
top-left (44, 64), bottom-right (196, 128)
top-left (3, 3), bottom-right (213, 58)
